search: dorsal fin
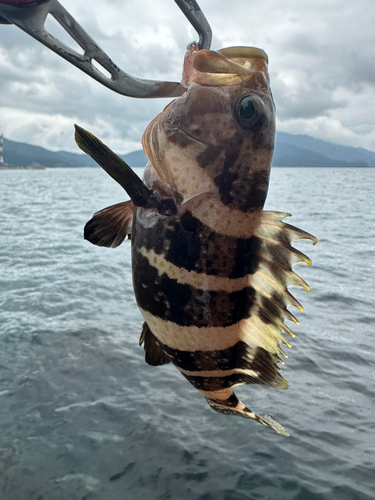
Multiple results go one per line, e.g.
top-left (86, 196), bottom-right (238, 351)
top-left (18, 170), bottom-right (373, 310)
top-left (84, 201), bottom-right (134, 248)
top-left (139, 322), bottom-right (171, 366)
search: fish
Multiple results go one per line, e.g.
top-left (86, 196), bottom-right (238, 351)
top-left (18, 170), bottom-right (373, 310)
top-left (75, 42), bottom-right (317, 436)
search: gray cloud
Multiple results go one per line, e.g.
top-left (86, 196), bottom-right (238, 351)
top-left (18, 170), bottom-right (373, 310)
top-left (272, 75), bottom-right (348, 120)
top-left (0, 0), bottom-right (374, 153)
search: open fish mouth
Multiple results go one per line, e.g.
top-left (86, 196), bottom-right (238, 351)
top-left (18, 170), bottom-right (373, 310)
top-left (183, 44), bottom-right (270, 88)
top-left (198, 46), bottom-right (268, 73)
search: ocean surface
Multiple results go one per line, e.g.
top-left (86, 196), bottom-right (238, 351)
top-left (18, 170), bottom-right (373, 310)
top-left (0, 167), bottom-right (374, 500)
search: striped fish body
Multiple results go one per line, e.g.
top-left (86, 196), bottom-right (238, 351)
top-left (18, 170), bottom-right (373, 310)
top-left (131, 45), bottom-right (316, 435)
top-left (76, 44), bottom-right (317, 436)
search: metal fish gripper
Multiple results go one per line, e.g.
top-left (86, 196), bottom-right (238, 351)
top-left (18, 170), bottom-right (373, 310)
top-left (0, 0), bottom-right (212, 98)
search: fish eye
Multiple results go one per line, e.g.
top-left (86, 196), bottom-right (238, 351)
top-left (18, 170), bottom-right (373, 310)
top-left (235, 95), bottom-right (265, 130)
top-left (239, 98), bottom-right (256, 120)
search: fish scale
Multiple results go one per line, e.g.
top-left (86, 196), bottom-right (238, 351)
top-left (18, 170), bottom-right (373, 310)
top-left (75, 43), bottom-right (317, 436)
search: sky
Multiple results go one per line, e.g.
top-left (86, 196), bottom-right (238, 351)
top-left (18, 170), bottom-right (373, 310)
top-left (0, 0), bottom-right (374, 154)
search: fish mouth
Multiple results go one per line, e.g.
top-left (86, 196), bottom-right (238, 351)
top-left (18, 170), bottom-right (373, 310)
top-left (182, 44), bottom-right (270, 88)
top-left (194, 46), bottom-right (268, 74)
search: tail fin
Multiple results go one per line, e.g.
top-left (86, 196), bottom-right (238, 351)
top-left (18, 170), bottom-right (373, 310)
top-left (205, 390), bottom-right (289, 436)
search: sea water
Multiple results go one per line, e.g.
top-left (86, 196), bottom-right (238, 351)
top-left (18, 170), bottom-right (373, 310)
top-left (0, 167), bottom-right (374, 500)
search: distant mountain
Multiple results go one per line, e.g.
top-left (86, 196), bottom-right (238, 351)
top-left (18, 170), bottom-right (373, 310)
top-left (273, 132), bottom-right (375, 167)
top-left (1, 137), bottom-right (148, 168)
top-left (2, 132), bottom-right (375, 168)
top-left (121, 149), bottom-right (148, 167)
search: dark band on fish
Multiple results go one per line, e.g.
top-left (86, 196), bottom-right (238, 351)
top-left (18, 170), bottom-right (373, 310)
top-left (196, 144), bottom-right (222, 167)
top-left (132, 252), bottom-right (256, 327)
top-left (233, 171), bottom-right (269, 212)
top-left (135, 209), bottom-right (297, 283)
top-left (159, 341), bottom-right (282, 386)
top-left (258, 296), bottom-right (284, 325)
top-left (134, 210), bottom-right (263, 278)
top-left (182, 373), bottom-right (259, 391)
top-left (205, 393), bottom-right (247, 416)
top-left (193, 124), bottom-right (270, 212)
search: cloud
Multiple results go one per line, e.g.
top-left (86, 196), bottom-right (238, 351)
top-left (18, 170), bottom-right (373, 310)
top-left (272, 72), bottom-right (348, 120)
top-left (0, 0), bottom-right (374, 153)
top-left (277, 115), bottom-right (375, 153)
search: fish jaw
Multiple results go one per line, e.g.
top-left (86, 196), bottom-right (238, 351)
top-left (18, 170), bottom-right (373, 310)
top-left (182, 42), bottom-right (270, 89)
top-left (142, 45), bottom-right (275, 213)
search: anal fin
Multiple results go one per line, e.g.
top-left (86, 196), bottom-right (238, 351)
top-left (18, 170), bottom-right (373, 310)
top-left (139, 322), bottom-right (171, 366)
top-left (84, 200), bottom-right (133, 248)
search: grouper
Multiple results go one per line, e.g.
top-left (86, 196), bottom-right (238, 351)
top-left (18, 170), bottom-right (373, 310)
top-left (75, 42), bottom-right (317, 436)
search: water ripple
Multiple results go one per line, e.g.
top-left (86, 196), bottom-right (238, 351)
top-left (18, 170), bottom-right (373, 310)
top-left (0, 168), bottom-right (374, 500)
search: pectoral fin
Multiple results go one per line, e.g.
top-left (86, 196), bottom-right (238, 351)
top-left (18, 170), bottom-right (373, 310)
top-left (139, 322), bottom-right (171, 366)
top-left (84, 200), bottom-right (134, 248)
top-left (74, 124), bottom-right (177, 216)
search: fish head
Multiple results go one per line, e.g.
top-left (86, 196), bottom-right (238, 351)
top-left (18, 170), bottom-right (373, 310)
top-left (142, 43), bottom-right (275, 213)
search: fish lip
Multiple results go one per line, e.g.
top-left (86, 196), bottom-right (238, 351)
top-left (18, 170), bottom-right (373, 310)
top-left (170, 127), bottom-right (217, 148)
